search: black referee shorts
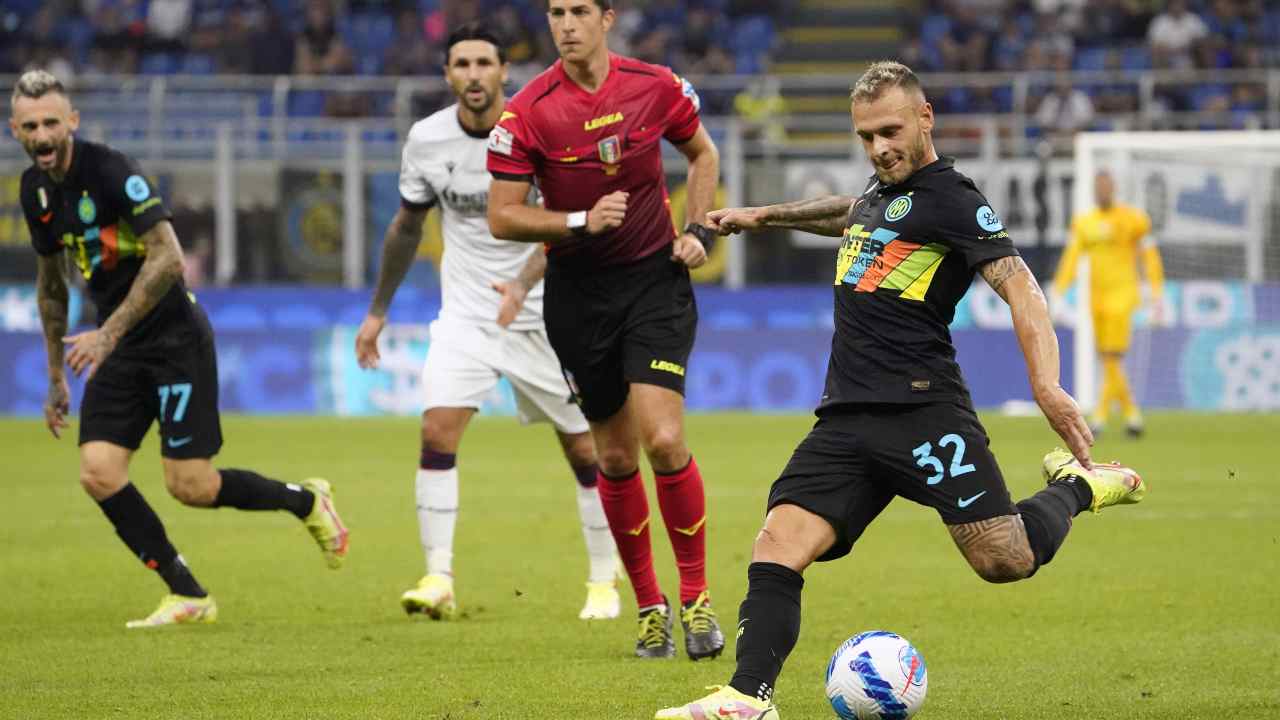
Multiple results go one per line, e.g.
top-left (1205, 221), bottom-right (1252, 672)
top-left (79, 304), bottom-right (223, 460)
top-left (543, 245), bottom-right (697, 422)
top-left (768, 400), bottom-right (1017, 561)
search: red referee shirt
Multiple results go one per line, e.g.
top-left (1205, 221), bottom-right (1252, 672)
top-left (487, 53), bottom-right (702, 269)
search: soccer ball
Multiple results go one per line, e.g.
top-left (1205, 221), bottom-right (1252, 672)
top-left (825, 631), bottom-right (927, 719)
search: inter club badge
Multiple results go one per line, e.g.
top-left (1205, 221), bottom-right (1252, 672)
top-left (597, 135), bottom-right (622, 175)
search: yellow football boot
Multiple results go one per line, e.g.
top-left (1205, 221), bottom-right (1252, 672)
top-left (401, 574), bottom-right (457, 620)
top-left (1042, 448), bottom-right (1146, 512)
top-left (301, 478), bottom-right (349, 569)
top-left (125, 594), bottom-right (217, 629)
top-left (656, 685), bottom-right (779, 720)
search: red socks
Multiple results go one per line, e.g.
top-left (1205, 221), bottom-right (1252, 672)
top-left (596, 468), bottom-right (663, 608)
top-left (597, 458), bottom-right (710, 608)
top-left (655, 457), bottom-right (708, 604)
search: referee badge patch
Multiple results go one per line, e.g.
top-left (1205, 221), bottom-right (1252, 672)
top-left (598, 135), bottom-right (622, 175)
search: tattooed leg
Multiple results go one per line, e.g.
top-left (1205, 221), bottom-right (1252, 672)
top-left (947, 515), bottom-right (1036, 583)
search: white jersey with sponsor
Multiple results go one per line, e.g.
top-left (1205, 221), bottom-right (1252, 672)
top-left (399, 103), bottom-right (543, 330)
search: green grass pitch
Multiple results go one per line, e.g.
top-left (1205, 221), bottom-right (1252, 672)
top-left (2, 412), bottom-right (1277, 719)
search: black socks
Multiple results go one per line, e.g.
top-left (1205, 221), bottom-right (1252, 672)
top-left (215, 469), bottom-right (314, 519)
top-left (729, 562), bottom-right (805, 703)
top-left (1016, 477), bottom-right (1093, 573)
top-left (97, 484), bottom-right (206, 597)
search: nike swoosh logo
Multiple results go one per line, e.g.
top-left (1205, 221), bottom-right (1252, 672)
top-left (167, 436), bottom-right (193, 448)
top-left (674, 516), bottom-right (706, 536)
top-left (625, 518), bottom-right (649, 536)
top-left (957, 491), bottom-right (987, 508)
top-left (39, 212), bottom-right (52, 223)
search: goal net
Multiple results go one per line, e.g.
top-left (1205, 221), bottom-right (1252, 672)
top-left (1070, 131), bottom-right (1280, 414)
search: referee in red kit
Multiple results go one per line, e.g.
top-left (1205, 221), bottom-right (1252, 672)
top-left (487, 0), bottom-right (723, 661)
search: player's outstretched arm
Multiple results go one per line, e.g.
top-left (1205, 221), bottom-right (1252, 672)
top-left (981, 255), bottom-right (1094, 468)
top-left (488, 178), bottom-right (627, 242)
top-left (708, 195), bottom-right (856, 238)
top-left (35, 254), bottom-right (70, 438)
top-left (65, 220), bottom-right (183, 379)
top-left (356, 206), bottom-right (429, 368)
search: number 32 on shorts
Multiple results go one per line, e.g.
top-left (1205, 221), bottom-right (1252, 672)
top-left (912, 433), bottom-right (976, 485)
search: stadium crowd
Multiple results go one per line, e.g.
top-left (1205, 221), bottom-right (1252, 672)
top-left (0, 0), bottom-right (780, 82)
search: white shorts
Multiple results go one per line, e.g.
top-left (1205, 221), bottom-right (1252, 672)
top-left (421, 318), bottom-right (589, 434)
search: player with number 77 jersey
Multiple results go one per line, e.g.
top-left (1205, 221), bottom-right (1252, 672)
top-left (15, 69), bottom-right (348, 630)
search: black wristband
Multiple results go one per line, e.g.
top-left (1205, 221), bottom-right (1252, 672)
top-left (683, 222), bottom-right (716, 252)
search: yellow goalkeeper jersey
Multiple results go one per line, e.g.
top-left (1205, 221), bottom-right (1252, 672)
top-left (1053, 203), bottom-right (1164, 313)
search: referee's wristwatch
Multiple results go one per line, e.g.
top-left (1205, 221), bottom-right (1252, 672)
top-left (567, 210), bottom-right (590, 237)
top-left (683, 222), bottom-right (716, 253)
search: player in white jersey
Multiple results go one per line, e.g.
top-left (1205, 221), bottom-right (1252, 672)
top-left (355, 24), bottom-right (620, 621)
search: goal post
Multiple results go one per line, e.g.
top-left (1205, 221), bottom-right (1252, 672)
top-left (1070, 130), bottom-right (1280, 413)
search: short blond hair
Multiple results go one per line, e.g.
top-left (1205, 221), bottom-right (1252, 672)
top-left (11, 69), bottom-right (66, 107)
top-left (851, 61), bottom-right (924, 104)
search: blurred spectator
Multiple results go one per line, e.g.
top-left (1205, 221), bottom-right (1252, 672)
top-left (630, 27), bottom-right (673, 66)
top-left (1024, 11), bottom-right (1074, 70)
top-left (990, 16), bottom-right (1029, 71)
top-left (87, 0), bottom-right (145, 75)
top-left (678, 7), bottom-right (734, 75)
top-left (383, 6), bottom-right (436, 76)
top-left (249, 6), bottom-right (294, 75)
top-left (940, 3), bottom-right (991, 72)
top-left (1032, 0), bottom-right (1087, 32)
top-left (145, 0), bottom-right (192, 53)
top-left (1147, 0), bottom-right (1208, 70)
top-left (16, 6), bottom-right (77, 82)
top-left (295, 0), bottom-right (354, 75)
top-left (1035, 75), bottom-right (1095, 136)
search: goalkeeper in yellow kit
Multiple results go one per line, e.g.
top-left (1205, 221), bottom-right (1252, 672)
top-left (1052, 170), bottom-right (1164, 438)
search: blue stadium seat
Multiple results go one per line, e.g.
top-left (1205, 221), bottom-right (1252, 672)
top-left (139, 53), bottom-right (178, 75)
top-left (289, 90), bottom-right (328, 117)
top-left (729, 16), bottom-right (774, 75)
top-left (182, 53), bottom-right (217, 75)
top-left (1120, 46), bottom-right (1151, 71)
top-left (1073, 47), bottom-right (1108, 72)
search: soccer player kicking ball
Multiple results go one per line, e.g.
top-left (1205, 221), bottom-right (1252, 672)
top-left (11, 70), bottom-right (349, 629)
top-left (1051, 170), bottom-right (1165, 438)
top-left (658, 61), bottom-right (1147, 718)
top-left (488, 1), bottom-right (725, 659)
top-left (355, 24), bottom-right (621, 622)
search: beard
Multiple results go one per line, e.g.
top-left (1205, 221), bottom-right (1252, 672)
top-left (461, 87), bottom-right (494, 114)
top-left (26, 135), bottom-right (68, 171)
top-left (874, 135), bottom-right (928, 185)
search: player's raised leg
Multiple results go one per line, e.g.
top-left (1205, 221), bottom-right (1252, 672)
top-left (590, 408), bottom-right (673, 657)
top-left (555, 429), bottom-right (622, 620)
top-left (400, 406), bottom-right (473, 619)
top-left (948, 451), bottom-right (1144, 584)
top-left (80, 442), bottom-right (216, 628)
top-left (161, 457), bottom-right (348, 569)
top-left (630, 383), bottom-right (723, 660)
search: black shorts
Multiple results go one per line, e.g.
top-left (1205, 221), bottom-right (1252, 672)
top-left (79, 305), bottom-right (223, 459)
top-left (543, 246), bottom-right (697, 422)
top-left (768, 401), bottom-right (1016, 561)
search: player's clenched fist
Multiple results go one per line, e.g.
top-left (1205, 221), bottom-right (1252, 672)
top-left (706, 206), bottom-right (767, 235)
top-left (587, 191), bottom-right (628, 234)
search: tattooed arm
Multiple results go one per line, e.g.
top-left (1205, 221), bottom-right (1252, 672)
top-left (368, 206), bottom-right (429, 317)
top-left (980, 255), bottom-right (1093, 467)
top-left (64, 220), bottom-right (184, 379)
top-left (492, 247), bottom-right (546, 328)
top-left (36, 254), bottom-right (71, 437)
top-left (707, 195), bottom-right (856, 238)
top-left (354, 206), bottom-right (429, 369)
